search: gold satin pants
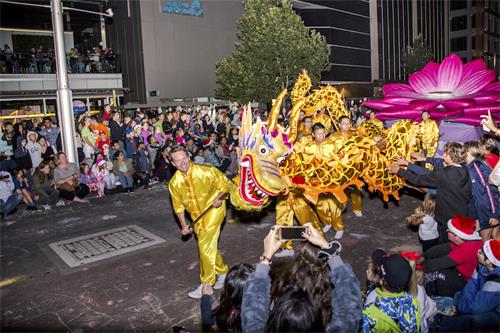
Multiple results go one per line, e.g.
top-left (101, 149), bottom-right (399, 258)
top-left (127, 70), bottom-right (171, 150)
top-left (348, 187), bottom-right (362, 212)
top-left (275, 190), bottom-right (324, 250)
top-left (193, 205), bottom-right (228, 284)
top-left (316, 193), bottom-right (344, 231)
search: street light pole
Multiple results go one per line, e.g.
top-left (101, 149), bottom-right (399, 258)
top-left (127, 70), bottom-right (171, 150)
top-left (50, 0), bottom-right (78, 163)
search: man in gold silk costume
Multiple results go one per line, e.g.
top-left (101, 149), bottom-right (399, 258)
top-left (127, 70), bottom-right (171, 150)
top-left (168, 145), bottom-right (230, 299)
top-left (329, 116), bottom-right (363, 223)
top-left (418, 110), bottom-right (440, 167)
top-left (296, 122), bottom-right (345, 239)
top-left (297, 116), bottom-right (313, 140)
top-left (367, 111), bottom-right (385, 132)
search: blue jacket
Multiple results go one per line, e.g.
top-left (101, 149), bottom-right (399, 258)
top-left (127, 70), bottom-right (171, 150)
top-left (456, 264), bottom-right (500, 315)
top-left (466, 158), bottom-right (499, 227)
top-left (241, 256), bottom-right (362, 333)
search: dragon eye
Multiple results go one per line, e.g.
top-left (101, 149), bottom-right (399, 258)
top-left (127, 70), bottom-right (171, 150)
top-left (259, 145), bottom-right (268, 155)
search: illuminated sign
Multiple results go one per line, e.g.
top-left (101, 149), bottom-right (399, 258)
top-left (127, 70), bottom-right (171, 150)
top-left (163, 0), bottom-right (204, 17)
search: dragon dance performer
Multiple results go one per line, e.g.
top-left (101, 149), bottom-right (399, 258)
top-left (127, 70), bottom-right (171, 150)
top-left (296, 122), bottom-right (345, 239)
top-left (168, 145), bottom-right (230, 299)
top-left (329, 116), bottom-right (363, 218)
top-left (418, 110), bottom-right (440, 167)
top-left (367, 111), bottom-right (385, 132)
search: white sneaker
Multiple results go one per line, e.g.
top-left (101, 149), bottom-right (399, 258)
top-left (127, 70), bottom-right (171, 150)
top-left (274, 249), bottom-right (295, 257)
top-left (334, 230), bottom-right (344, 239)
top-left (187, 284), bottom-right (207, 299)
top-left (55, 200), bottom-right (66, 207)
top-left (214, 273), bottom-right (226, 290)
top-left (42, 204), bottom-right (51, 211)
top-left (322, 224), bottom-right (332, 233)
top-left (353, 210), bottom-right (363, 217)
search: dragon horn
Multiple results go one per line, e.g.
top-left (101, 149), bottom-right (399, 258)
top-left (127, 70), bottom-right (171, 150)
top-left (287, 99), bottom-right (306, 143)
top-left (267, 88), bottom-right (287, 132)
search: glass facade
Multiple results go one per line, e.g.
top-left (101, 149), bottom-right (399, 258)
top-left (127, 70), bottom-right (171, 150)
top-left (292, 0), bottom-right (372, 83)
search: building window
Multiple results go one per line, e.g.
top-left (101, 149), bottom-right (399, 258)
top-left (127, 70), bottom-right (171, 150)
top-left (471, 14), bottom-right (475, 28)
top-left (450, 36), bottom-right (467, 51)
top-left (471, 36), bottom-right (476, 49)
top-left (450, 1), bottom-right (467, 11)
top-left (451, 15), bottom-right (467, 31)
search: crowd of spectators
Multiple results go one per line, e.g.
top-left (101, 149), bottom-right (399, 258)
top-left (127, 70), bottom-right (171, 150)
top-left (0, 44), bottom-right (118, 74)
top-left (0, 100), bottom-right (499, 332)
top-left (0, 102), bottom-right (245, 217)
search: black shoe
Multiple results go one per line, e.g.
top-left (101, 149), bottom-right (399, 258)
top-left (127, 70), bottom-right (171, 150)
top-left (129, 188), bottom-right (134, 193)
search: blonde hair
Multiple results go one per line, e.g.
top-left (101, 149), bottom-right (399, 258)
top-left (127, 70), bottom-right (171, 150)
top-left (422, 194), bottom-right (436, 216)
top-left (463, 141), bottom-right (484, 159)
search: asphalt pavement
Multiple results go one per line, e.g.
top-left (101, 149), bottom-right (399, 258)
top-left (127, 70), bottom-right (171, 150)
top-left (0, 184), bottom-right (422, 332)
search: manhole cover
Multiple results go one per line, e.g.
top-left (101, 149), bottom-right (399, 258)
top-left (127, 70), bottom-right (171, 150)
top-left (49, 225), bottom-right (166, 267)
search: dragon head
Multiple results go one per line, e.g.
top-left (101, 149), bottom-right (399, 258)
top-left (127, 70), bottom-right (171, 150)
top-left (238, 91), bottom-right (303, 206)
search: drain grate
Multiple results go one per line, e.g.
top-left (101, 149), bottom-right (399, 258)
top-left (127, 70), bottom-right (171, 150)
top-left (49, 225), bottom-right (166, 268)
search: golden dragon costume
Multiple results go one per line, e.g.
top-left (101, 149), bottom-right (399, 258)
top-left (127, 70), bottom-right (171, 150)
top-left (237, 71), bottom-right (432, 216)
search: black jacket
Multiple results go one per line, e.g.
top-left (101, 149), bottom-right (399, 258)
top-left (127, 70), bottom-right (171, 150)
top-left (398, 164), bottom-right (472, 225)
top-left (109, 120), bottom-right (124, 142)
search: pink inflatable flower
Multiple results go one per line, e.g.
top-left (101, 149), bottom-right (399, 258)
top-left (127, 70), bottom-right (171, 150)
top-left (363, 54), bottom-right (500, 125)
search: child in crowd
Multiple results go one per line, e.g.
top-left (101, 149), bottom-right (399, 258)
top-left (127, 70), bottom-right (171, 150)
top-left (26, 131), bottom-right (42, 170)
top-left (91, 153), bottom-right (115, 192)
top-left (480, 134), bottom-right (499, 169)
top-left (96, 131), bottom-right (110, 156)
top-left (13, 137), bottom-right (32, 172)
top-left (193, 148), bottom-right (205, 165)
top-left (407, 194), bottom-right (439, 252)
top-left (94, 158), bottom-right (107, 197)
top-left (454, 239), bottom-right (500, 331)
top-left (153, 126), bottom-right (166, 146)
top-left (175, 128), bottom-right (185, 145)
top-left (463, 141), bottom-right (499, 241)
top-left (422, 215), bottom-right (483, 297)
top-left (365, 249), bottom-right (436, 333)
top-left (80, 162), bottom-right (97, 192)
top-left (13, 169), bottom-right (37, 210)
top-left (363, 253), bottom-right (420, 332)
top-left (134, 142), bottom-right (152, 189)
top-left (147, 135), bottom-right (161, 165)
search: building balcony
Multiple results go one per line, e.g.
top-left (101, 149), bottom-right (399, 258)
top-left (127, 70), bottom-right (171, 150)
top-left (0, 73), bottom-right (123, 93)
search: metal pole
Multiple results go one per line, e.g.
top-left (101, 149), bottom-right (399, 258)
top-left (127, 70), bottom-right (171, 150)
top-left (51, 0), bottom-right (78, 163)
top-left (42, 98), bottom-right (47, 114)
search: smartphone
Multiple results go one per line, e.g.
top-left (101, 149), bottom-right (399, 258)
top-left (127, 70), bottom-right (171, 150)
top-left (279, 226), bottom-right (307, 241)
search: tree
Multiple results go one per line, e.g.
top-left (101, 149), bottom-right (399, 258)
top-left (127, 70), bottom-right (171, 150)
top-left (401, 34), bottom-right (434, 78)
top-left (215, 0), bottom-right (330, 104)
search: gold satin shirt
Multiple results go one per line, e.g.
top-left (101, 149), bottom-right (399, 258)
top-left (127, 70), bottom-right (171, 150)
top-left (168, 163), bottom-right (232, 221)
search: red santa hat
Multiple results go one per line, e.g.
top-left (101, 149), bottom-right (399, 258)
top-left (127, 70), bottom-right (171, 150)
top-left (447, 215), bottom-right (481, 240)
top-left (483, 240), bottom-right (500, 267)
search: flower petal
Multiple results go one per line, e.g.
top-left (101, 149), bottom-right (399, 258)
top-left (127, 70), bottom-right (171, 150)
top-left (441, 98), bottom-right (475, 109)
top-left (464, 103), bottom-right (500, 115)
top-left (484, 82), bottom-right (500, 92)
top-left (409, 71), bottom-right (437, 94)
top-left (362, 100), bottom-right (395, 110)
top-left (454, 69), bottom-right (496, 96)
top-left (379, 108), bottom-right (424, 119)
top-left (460, 59), bottom-right (487, 84)
top-left (409, 99), bottom-right (439, 110)
top-left (470, 91), bottom-right (499, 104)
top-left (382, 96), bottom-right (414, 106)
top-left (446, 116), bottom-right (483, 126)
top-left (383, 83), bottom-right (414, 96)
top-left (437, 54), bottom-right (463, 92)
top-left (422, 61), bottom-right (439, 82)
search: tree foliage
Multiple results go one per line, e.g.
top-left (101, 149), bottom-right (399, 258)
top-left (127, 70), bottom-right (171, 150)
top-left (215, 0), bottom-right (330, 103)
top-left (401, 34), bottom-right (434, 78)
